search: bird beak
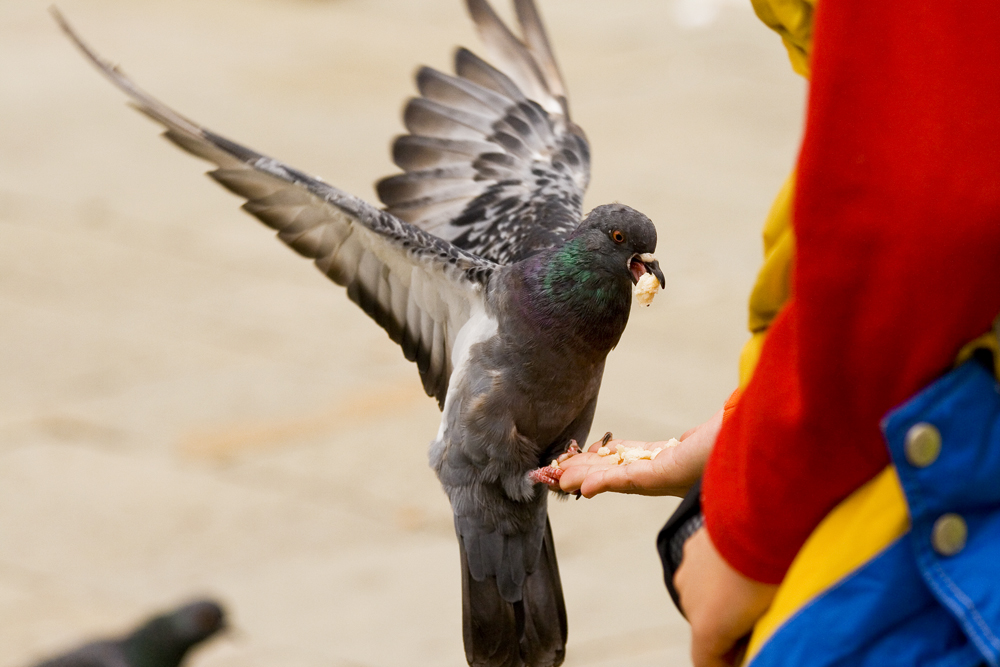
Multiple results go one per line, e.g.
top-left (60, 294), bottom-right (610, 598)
top-left (629, 253), bottom-right (665, 288)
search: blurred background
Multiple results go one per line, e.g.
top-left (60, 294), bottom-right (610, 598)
top-left (0, 0), bottom-right (805, 664)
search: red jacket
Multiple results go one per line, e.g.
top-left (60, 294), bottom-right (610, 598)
top-left (702, 1), bottom-right (1000, 584)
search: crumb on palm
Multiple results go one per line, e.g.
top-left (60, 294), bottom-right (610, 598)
top-left (595, 437), bottom-right (680, 465)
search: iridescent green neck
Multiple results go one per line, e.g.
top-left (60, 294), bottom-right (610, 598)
top-left (523, 237), bottom-right (632, 353)
top-left (541, 238), bottom-right (618, 306)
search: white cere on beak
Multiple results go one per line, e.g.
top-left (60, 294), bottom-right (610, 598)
top-left (639, 253), bottom-right (657, 263)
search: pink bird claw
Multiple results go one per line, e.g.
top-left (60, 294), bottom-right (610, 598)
top-left (528, 465), bottom-right (564, 486)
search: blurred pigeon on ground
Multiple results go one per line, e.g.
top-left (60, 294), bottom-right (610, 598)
top-left (54, 2), bottom-right (664, 665)
top-left (32, 600), bottom-right (225, 667)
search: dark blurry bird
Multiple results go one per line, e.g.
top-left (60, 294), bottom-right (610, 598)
top-left (54, 2), bottom-right (664, 665)
top-left (32, 600), bottom-right (225, 667)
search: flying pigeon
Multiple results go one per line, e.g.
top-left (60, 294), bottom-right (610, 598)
top-left (31, 599), bottom-right (225, 667)
top-left (54, 2), bottom-right (665, 665)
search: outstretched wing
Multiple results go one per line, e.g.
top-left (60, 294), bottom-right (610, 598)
top-left (54, 10), bottom-right (497, 408)
top-left (376, 0), bottom-right (590, 266)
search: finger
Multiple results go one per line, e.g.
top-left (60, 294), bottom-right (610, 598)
top-left (557, 464), bottom-right (587, 494)
top-left (573, 455), bottom-right (683, 497)
top-left (589, 458), bottom-right (680, 496)
top-left (577, 468), bottom-right (613, 497)
top-left (557, 454), bottom-right (614, 494)
top-left (556, 452), bottom-right (603, 470)
top-left (580, 465), bottom-right (641, 497)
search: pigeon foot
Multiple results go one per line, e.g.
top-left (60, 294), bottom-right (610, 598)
top-left (556, 439), bottom-right (582, 464)
top-left (527, 436), bottom-right (591, 488)
top-left (528, 465), bottom-right (564, 486)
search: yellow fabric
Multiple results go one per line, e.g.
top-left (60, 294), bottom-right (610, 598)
top-left (745, 466), bottom-right (911, 663)
top-left (736, 0), bottom-right (813, 387)
top-left (748, 174), bottom-right (797, 334)
top-left (739, 173), bottom-right (797, 386)
top-left (750, 0), bottom-right (816, 78)
top-left (956, 330), bottom-right (1000, 379)
top-left (738, 331), bottom-right (769, 387)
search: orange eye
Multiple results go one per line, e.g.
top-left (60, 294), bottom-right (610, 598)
top-left (611, 230), bottom-right (625, 244)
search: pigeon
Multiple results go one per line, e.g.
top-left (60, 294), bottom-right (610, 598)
top-left (53, 2), bottom-right (665, 665)
top-left (31, 599), bottom-right (225, 667)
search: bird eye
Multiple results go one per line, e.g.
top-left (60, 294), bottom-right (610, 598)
top-left (611, 230), bottom-right (625, 244)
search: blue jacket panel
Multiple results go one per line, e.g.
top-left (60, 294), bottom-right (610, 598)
top-left (749, 359), bottom-right (1000, 667)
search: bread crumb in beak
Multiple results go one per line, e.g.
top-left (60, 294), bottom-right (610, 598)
top-left (633, 271), bottom-right (660, 306)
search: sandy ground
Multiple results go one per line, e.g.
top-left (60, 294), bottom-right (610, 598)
top-left (0, 0), bottom-right (805, 665)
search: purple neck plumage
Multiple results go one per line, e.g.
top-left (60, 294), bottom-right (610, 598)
top-left (508, 239), bottom-right (633, 355)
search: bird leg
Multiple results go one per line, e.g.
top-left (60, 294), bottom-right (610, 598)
top-left (528, 465), bottom-right (563, 486)
top-left (527, 435), bottom-right (594, 487)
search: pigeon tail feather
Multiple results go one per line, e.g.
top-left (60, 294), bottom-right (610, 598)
top-left (460, 518), bottom-right (566, 667)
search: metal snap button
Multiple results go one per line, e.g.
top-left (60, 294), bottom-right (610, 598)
top-left (931, 513), bottom-right (967, 557)
top-left (905, 422), bottom-right (941, 468)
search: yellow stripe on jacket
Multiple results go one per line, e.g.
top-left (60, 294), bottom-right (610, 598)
top-left (744, 466), bottom-right (911, 663)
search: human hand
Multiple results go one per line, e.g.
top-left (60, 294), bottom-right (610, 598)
top-left (555, 406), bottom-right (723, 498)
top-left (675, 527), bottom-right (777, 667)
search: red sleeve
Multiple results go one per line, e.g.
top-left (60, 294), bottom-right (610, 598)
top-left (701, 0), bottom-right (1000, 584)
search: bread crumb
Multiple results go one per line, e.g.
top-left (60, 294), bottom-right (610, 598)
top-left (621, 448), bottom-right (644, 465)
top-left (594, 442), bottom-right (670, 466)
top-left (633, 272), bottom-right (660, 307)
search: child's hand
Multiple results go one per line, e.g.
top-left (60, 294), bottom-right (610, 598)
top-left (556, 407), bottom-right (723, 498)
top-left (675, 528), bottom-right (777, 667)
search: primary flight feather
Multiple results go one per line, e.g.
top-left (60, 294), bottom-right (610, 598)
top-left (54, 3), bottom-right (665, 665)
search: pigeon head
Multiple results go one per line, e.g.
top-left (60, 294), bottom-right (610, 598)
top-left (522, 203), bottom-right (664, 353)
top-left (573, 204), bottom-right (665, 289)
top-left (166, 600), bottom-right (226, 645)
top-left (123, 599), bottom-right (226, 667)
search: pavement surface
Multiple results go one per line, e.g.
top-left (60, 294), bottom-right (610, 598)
top-left (0, 0), bottom-right (805, 665)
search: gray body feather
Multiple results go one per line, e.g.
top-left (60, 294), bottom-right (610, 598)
top-left (55, 3), bottom-right (663, 665)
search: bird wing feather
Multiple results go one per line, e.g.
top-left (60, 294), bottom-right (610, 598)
top-left (377, 0), bottom-right (590, 266)
top-left (54, 9), bottom-right (497, 407)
